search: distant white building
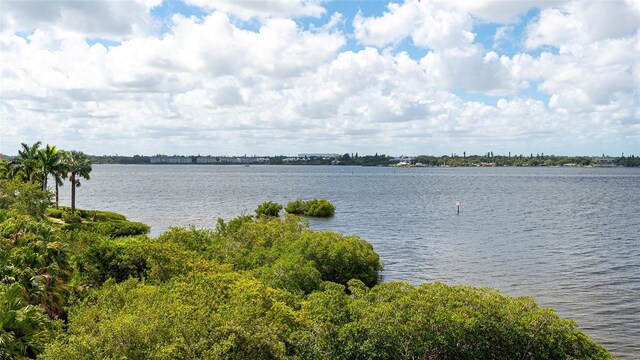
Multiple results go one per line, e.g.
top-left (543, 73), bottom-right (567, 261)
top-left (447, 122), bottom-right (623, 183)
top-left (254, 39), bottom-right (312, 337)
top-left (195, 156), bottom-right (270, 164)
top-left (196, 156), bottom-right (218, 164)
top-left (394, 155), bottom-right (416, 163)
top-left (592, 156), bottom-right (615, 167)
top-left (298, 153), bottom-right (339, 159)
top-left (150, 155), bottom-right (194, 164)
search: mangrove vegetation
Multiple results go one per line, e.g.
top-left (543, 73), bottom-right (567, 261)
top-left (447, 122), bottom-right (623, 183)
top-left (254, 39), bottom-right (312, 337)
top-left (285, 199), bottom-right (336, 217)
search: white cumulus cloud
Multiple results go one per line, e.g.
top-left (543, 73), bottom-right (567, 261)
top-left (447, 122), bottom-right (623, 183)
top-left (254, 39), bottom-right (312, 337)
top-left (184, 0), bottom-right (326, 20)
top-left (0, 0), bottom-right (638, 156)
top-left (0, 0), bottom-right (161, 39)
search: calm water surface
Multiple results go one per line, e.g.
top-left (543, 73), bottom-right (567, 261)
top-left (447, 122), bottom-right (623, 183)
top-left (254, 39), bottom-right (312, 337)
top-left (60, 165), bottom-right (640, 358)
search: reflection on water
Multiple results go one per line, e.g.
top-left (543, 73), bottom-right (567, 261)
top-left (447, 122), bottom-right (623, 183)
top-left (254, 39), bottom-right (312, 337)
top-left (61, 165), bottom-right (640, 358)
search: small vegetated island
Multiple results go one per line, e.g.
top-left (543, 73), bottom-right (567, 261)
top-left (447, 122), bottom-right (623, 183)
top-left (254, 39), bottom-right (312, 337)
top-left (0, 143), bottom-right (614, 359)
top-left (284, 199), bottom-right (336, 217)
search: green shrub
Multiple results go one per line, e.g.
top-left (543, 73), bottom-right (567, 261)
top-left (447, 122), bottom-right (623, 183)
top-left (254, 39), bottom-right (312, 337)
top-left (285, 199), bottom-right (335, 217)
top-left (0, 179), bottom-right (52, 218)
top-left (42, 274), bottom-right (613, 360)
top-left (93, 220), bottom-right (150, 238)
top-left (208, 215), bottom-right (380, 290)
top-left (304, 199), bottom-right (335, 217)
top-left (255, 254), bottom-right (322, 295)
top-left (255, 201), bottom-right (282, 217)
top-left (62, 210), bottom-right (83, 224)
top-left (61, 220), bottom-right (150, 238)
top-left (294, 231), bottom-right (381, 287)
top-left (91, 210), bottom-right (126, 221)
top-left (215, 215), bottom-right (254, 237)
top-left (74, 237), bottom-right (149, 286)
top-left (58, 208), bottom-right (126, 221)
top-left (76, 209), bottom-right (90, 218)
top-left (156, 226), bottom-right (218, 254)
top-left (293, 281), bottom-right (613, 360)
top-left (59, 229), bottom-right (108, 259)
top-left (42, 273), bottom-right (298, 360)
top-left (46, 208), bottom-right (62, 219)
top-left (285, 199), bottom-right (307, 215)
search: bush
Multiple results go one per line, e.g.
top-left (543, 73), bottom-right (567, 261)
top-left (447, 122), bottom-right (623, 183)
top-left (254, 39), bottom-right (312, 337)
top-left (62, 210), bottom-right (83, 224)
top-left (75, 209), bottom-right (90, 218)
top-left (208, 215), bottom-right (380, 290)
top-left (284, 199), bottom-right (306, 215)
top-left (43, 274), bottom-right (613, 360)
top-left (42, 273), bottom-right (298, 360)
top-left (91, 210), bottom-right (126, 221)
top-left (293, 281), bottom-right (613, 360)
top-left (46, 208), bottom-right (62, 219)
top-left (294, 231), bottom-right (382, 287)
top-left (0, 179), bottom-right (52, 218)
top-left (156, 226), bottom-right (218, 255)
top-left (58, 207), bottom-right (127, 221)
top-left (61, 220), bottom-right (150, 238)
top-left (255, 254), bottom-right (322, 295)
top-left (255, 201), bottom-right (282, 217)
top-left (285, 199), bottom-right (336, 217)
top-left (304, 199), bottom-right (335, 217)
top-left (94, 220), bottom-right (150, 237)
top-left (74, 237), bottom-right (149, 286)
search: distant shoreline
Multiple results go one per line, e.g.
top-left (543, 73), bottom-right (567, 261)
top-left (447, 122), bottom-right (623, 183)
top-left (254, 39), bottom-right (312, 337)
top-left (5, 153), bottom-right (638, 167)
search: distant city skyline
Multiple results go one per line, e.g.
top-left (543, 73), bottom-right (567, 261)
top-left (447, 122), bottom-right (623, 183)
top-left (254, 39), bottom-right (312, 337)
top-left (1, 0), bottom-right (639, 156)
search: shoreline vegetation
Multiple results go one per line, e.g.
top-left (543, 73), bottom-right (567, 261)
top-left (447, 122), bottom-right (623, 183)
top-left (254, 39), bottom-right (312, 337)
top-left (0, 142), bottom-right (617, 358)
top-left (90, 153), bottom-right (638, 167)
top-left (4, 151), bottom-right (639, 167)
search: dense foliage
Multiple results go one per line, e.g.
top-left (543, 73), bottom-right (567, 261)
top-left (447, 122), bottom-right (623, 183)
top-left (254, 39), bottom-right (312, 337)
top-left (293, 281), bottom-right (611, 359)
top-left (63, 219), bottom-right (150, 238)
top-left (0, 283), bottom-right (54, 359)
top-left (41, 210), bottom-right (612, 359)
top-left (41, 270), bottom-right (612, 360)
top-left (285, 199), bottom-right (336, 217)
top-left (0, 179), bottom-right (52, 219)
top-left (158, 215), bottom-right (381, 290)
top-left (255, 201), bottom-right (283, 217)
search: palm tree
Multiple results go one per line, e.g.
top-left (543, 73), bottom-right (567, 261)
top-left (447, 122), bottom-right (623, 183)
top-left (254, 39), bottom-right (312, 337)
top-left (51, 151), bottom-right (68, 209)
top-left (11, 141), bottom-right (42, 183)
top-left (64, 150), bottom-right (92, 213)
top-left (38, 144), bottom-right (64, 192)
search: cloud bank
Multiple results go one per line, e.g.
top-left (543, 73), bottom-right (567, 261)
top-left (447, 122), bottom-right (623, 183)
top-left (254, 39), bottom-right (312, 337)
top-left (1, 0), bottom-right (638, 156)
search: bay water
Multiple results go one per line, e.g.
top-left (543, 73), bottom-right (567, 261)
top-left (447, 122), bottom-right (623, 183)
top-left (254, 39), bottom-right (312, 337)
top-left (59, 165), bottom-right (640, 358)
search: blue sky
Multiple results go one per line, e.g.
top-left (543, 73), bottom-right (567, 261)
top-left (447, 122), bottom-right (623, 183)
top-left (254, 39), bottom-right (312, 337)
top-left (1, 0), bottom-right (638, 156)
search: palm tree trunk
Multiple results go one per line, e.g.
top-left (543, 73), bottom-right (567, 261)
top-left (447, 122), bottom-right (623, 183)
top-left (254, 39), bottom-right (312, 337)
top-left (71, 173), bottom-right (76, 213)
top-left (55, 182), bottom-right (59, 208)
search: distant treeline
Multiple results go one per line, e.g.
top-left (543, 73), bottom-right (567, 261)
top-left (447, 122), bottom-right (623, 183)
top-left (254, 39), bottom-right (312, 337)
top-left (410, 154), bottom-right (640, 167)
top-left (12, 153), bottom-right (635, 167)
top-left (87, 155), bottom-right (151, 164)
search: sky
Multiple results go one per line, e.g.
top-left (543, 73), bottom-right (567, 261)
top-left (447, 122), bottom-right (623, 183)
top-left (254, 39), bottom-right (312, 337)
top-left (0, 0), bottom-right (639, 156)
